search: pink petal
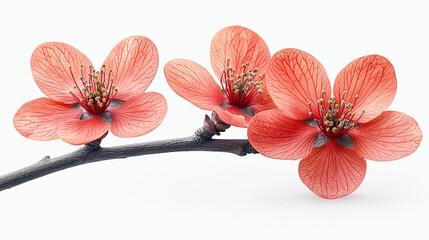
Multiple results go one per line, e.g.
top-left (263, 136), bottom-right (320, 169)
top-left (250, 95), bottom-right (278, 114)
top-left (57, 116), bottom-right (111, 145)
top-left (248, 108), bottom-right (319, 160)
top-left (31, 42), bottom-right (93, 104)
top-left (109, 92), bottom-right (167, 137)
top-left (350, 111), bottom-right (422, 161)
top-left (333, 55), bottom-right (397, 123)
top-left (164, 59), bottom-right (226, 110)
top-left (213, 105), bottom-right (253, 128)
top-left (246, 78), bottom-right (278, 113)
top-left (299, 141), bottom-right (367, 199)
top-left (267, 48), bottom-right (331, 120)
top-left (210, 26), bottom-right (270, 79)
top-left (103, 36), bottom-right (158, 100)
top-left (14, 98), bottom-right (83, 141)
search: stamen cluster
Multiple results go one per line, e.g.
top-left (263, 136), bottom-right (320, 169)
top-left (219, 57), bottom-right (267, 107)
top-left (69, 65), bottom-right (118, 115)
top-left (308, 90), bottom-right (365, 137)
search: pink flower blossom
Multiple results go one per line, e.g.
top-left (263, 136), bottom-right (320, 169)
top-left (248, 48), bottom-right (422, 199)
top-left (164, 26), bottom-right (275, 127)
top-left (14, 36), bottom-right (167, 145)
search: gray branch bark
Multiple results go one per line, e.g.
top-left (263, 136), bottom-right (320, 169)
top-left (0, 127), bottom-right (257, 192)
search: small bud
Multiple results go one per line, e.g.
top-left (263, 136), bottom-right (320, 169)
top-left (211, 111), bottom-right (231, 133)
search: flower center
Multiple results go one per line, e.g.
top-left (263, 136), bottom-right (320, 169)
top-left (219, 57), bottom-right (268, 108)
top-left (69, 64), bottom-right (118, 115)
top-left (308, 90), bottom-right (365, 138)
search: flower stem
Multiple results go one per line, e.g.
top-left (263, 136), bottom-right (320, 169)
top-left (0, 126), bottom-right (257, 192)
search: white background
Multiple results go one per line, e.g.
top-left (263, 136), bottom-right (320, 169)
top-left (1, 0), bottom-right (428, 239)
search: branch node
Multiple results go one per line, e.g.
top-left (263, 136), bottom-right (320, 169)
top-left (194, 127), bottom-right (214, 141)
top-left (84, 132), bottom-right (109, 151)
top-left (85, 140), bottom-right (101, 151)
top-left (40, 156), bottom-right (50, 162)
top-left (235, 141), bottom-right (258, 156)
top-left (245, 141), bottom-right (258, 155)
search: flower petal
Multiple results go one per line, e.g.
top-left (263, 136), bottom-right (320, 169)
top-left (164, 59), bottom-right (226, 110)
top-left (248, 108), bottom-right (319, 160)
top-left (350, 111), bottom-right (422, 161)
top-left (103, 36), bottom-right (158, 100)
top-left (14, 98), bottom-right (83, 141)
top-left (213, 105), bottom-right (253, 128)
top-left (250, 95), bottom-right (277, 114)
top-left (31, 42), bottom-right (92, 104)
top-left (57, 116), bottom-right (111, 145)
top-left (109, 92), bottom-right (167, 137)
top-left (298, 141), bottom-right (367, 199)
top-left (266, 48), bottom-right (331, 120)
top-left (210, 26), bottom-right (270, 79)
top-left (333, 55), bottom-right (397, 123)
